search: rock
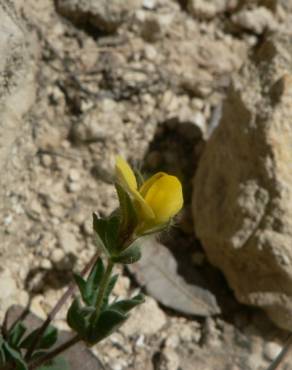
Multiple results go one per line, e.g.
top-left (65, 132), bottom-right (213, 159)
top-left (71, 100), bottom-right (123, 144)
top-left (0, 270), bottom-right (24, 321)
top-left (192, 32), bottom-right (292, 329)
top-left (263, 341), bottom-right (282, 361)
top-left (136, 9), bottom-right (175, 42)
top-left (135, 0), bottom-right (179, 42)
top-left (188, 0), bottom-right (232, 20)
top-left (121, 296), bottom-right (166, 336)
top-left (232, 6), bottom-right (277, 34)
top-left (160, 348), bottom-right (180, 370)
top-left (56, 0), bottom-right (143, 32)
top-left (51, 248), bottom-right (66, 264)
top-left (57, 226), bottom-right (80, 254)
top-left (0, 0), bottom-right (37, 212)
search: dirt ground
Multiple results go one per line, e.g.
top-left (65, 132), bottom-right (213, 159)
top-left (1, 0), bottom-right (292, 369)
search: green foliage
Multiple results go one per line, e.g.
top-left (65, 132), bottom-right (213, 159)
top-left (67, 298), bottom-right (92, 338)
top-left (3, 341), bottom-right (28, 370)
top-left (111, 239), bottom-right (141, 264)
top-left (37, 356), bottom-right (70, 370)
top-left (88, 309), bottom-right (127, 344)
top-left (8, 322), bottom-right (27, 348)
top-left (0, 318), bottom-right (58, 369)
top-left (20, 326), bottom-right (58, 351)
top-left (115, 183), bottom-right (137, 237)
top-left (92, 213), bottom-right (120, 255)
top-left (74, 258), bottom-right (105, 306)
top-left (67, 257), bottom-right (144, 345)
top-left (109, 294), bottom-right (145, 314)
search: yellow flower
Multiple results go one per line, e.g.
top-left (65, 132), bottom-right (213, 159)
top-left (115, 156), bottom-right (183, 233)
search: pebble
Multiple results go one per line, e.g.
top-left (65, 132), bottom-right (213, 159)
top-left (67, 181), bottom-right (81, 193)
top-left (83, 218), bottom-right (94, 236)
top-left (57, 228), bottom-right (79, 254)
top-left (144, 44), bottom-right (158, 61)
top-left (30, 294), bottom-right (47, 320)
top-left (165, 334), bottom-right (180, 348)
top-left (162, 348), bottom-right (180, 370)
top-left (40, 258), bottom-right (52, 269)
top-left (113, 275), bottom-right (131, 297)
top-left (68, 168), bottom-right (80, 182)
top-left (41, 154), bottom-right (53, 167)
top-left (143, 0), bottom-right (156, 10)
top-left (121, 297), bottom-right (166, 336)
top-left (264, 341), bottom-right (282, 361)
top-left (0, 274), bottom-right (17, 300)
top-left (51, 248), bottom-right (65, 264)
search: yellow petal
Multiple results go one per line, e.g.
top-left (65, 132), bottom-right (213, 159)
top-left (143, 174), bottom-right (183, 224)
top-left (139, 172), bottom-right (165, 197)
top-left (132, 192), bottom-right (155, 220)
top-left (115, 156), bottom-right (154, 220)
top-left (115, 156), bottom-right (137, 192)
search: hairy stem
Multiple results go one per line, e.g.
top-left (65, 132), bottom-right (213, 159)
top-left (28, 334), bottom-right (80, 370)
top-left (91, 260), bottom-right (114, 328)
top-left (25, 251), bottom-right (99, 361)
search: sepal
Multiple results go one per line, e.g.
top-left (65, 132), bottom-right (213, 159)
top-left (93, 213), bottom-right (120, 255)
top-left (111, 240), bottom-right (142, 264)
top-left (87, 309), bottom-right (128, 344)
top-left (109, 294), bottom-right (145, 315)
top-left (67, 298), bottom-right (92, 339)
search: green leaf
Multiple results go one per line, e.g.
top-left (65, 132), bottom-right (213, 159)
top-left (67, 298), bottom-right (91, 338)
top-left (92, 213), bottom-right (120, 254)
top-left (73, 273), bottom-right (87, 299)
top-left (92, 214), bottom-right (108, 254)
top-left (105, 216), bottom-right (120, 253)
top-left (20, 326), bottom-right (58, 350)
top-left (38, 326), bottom-right (58, 350)
top-left (111, 241), bottom-right (141, 264)
top-left (88, 258), bottom-right (105, 288)
top-left (8, 321), bottom-right (27, 348)
top-left (37, 356), bottom-right (70, 370)
top-left (109, 294), bottom-right (145, 315)
top-left (115, 183), bottom-right (137, 236)
top-left (0, 336), bottom-right (6, 365)
top-left (74, 258), bottom-right (105, 306)
top-left (88, 309), bottom-right (128, 344)
top-left (3, 342), bottom-right (28, 370)
top-left (101, 274), bottom-right (119, 309)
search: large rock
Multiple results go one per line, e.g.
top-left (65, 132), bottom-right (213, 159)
top-left (0, 2), bottom-right (37, 223)
top-left (56, 0), bottom-right (143, 33)
top-left (192, 32), bottom-right (292, 329)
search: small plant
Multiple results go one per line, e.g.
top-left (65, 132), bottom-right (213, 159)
top-left (0, 156), bottom-right (183, 370)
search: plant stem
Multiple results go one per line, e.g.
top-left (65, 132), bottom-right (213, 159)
top-left (91, 260), bottom-right (114, 328)
top-left (28, 334), bottom-right (80, 370)
top-left (25, 251), bottom-right (100, 361)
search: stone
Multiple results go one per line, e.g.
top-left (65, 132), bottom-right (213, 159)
top-left (161, 348), bottom-right (180, 370)
top-left (0, 272), bottom-right (17, 319)
top-left (263, 341), bottom-right (282, 361)
top-left (51, 248), bottom-right (65, 264)
top-left (192, 32), bottom-right (292, 329)
top-left (136, 10), bottom-right (175, 42)
top-left (0, 0), bottom-right (37, 216)
top-left (121, 296), bottom-right (166, 336)
top-left (232, 6), bottom-right (277, 35)
top-left (57, 226), bottom-right (80, 254)
top-left (188, 0), bottom-right (232, 20)
top-left (56, 0), bottom-right (143, 32)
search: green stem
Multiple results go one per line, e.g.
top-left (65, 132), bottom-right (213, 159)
top-left (28, 334), bottom-right (80, 370)
top-left (25, 251), bottom-right (100, 361)
top-left (91, 260), bottom-right (114, 328)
